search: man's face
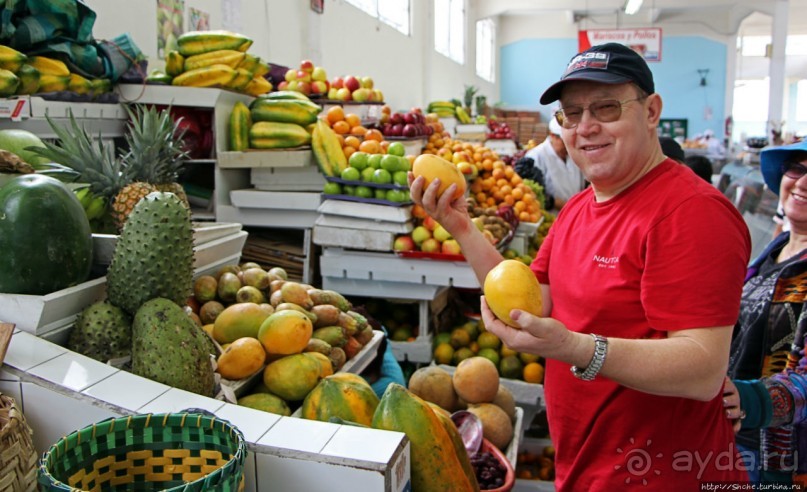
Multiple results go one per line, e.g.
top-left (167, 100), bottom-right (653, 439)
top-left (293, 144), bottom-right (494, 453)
top-left (558, 80), bottom-right (661, 194)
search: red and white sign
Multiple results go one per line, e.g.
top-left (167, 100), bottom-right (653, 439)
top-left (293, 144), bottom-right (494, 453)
top-left (578, 28), bottom-right (662, 62)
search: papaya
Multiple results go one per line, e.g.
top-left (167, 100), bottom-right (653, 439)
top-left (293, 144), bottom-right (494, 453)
top-left (229, 101), bottom-right (251, 151)
top-left (372, 384), bottom-right (478, 492)
top-left (263, 353), bottom-right (321, 401)
top-left (431, 405), bottom-right (481, 491)
top-left (274, 303), bottom-right (317, 324)
top-left (237, 392), bottom-right (291, 416)
top-left (177, 30), bottom-right (253, 56)
top-left (280, 281), bottom-right (314, 309)
top-left (312, 326), bottom-right (347, 348)
top-left (183, 49), bottom-right (246, 72)
top-left (27, 56), bottom-right (69, 76)
top-left (0, 174), bottom-right (92, 295)
top-left (237, 53), bottom-right (261, 73)
top-left (146, 70), bottom-right (173, 85)
top-left (0, 46), bottom-right (26, 72)
top-left (14, 64), bottom-right (39, 95)
top-left (212, 302), bottom-right (272, 343)
top-left (412, 153), bottom-right (467, 201)
top-left (308, 288), bottom-right (351, 311)
top-left (243, 76), bottom-right (272, 97)
top-left (260, 90), bottom-right (311, 101)
top-left (301, 373), bottom-right (380, 426)
top-left (172, 64), bottom-right (236, 88)
top-left (165, 51), bottom-right (185, 77)
top-left (310, 304), bottom-right (340, 328)
top-left (68, 73), bottom-right (93, 95)
top-left (303, 352), bottom-right (334, 378)
top-left (483, 259), bottom-right (542, 327)
top-left (37, 74), bottom-right (70, 93)
top-left (225, 67), bottom-right (253, 91)
top-left (216, 337), bottom-right (267, 380)
top-left (0, 69), bottom-right (19, 97)
top-left (250, 98), bottom-right (321, 126)
top-left (257, 310), bottom-right (313, 356)
top-left (249, 122), bottom-right (311, 149)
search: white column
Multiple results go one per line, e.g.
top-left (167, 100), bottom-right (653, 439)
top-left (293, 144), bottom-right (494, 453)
top-left (725, 33), bottom-right (737, 144)
top-left (767, 0), bottom-right (788, 142)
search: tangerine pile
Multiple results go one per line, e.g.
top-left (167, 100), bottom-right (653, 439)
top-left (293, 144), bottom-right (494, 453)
top-left (324, 106), bottom-right (392, 159)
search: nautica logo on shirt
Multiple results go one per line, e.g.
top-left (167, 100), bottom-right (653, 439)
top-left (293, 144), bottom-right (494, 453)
top-left (593, 254), bottom-right (619, 269)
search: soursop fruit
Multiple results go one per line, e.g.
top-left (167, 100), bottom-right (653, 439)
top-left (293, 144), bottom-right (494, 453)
top-left (131, 297), bottom-right (215, 396)
top-left (106, 192), bottom-right (194, 315)
top-left (67, 301), bottom-right (132, 362)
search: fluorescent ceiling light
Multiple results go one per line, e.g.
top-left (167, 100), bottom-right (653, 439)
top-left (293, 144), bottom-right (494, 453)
top-left (624, 0), bottom-right (643, 15)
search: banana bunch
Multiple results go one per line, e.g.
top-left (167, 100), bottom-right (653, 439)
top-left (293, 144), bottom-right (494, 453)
top-left (74, 186), bottom-right (107, 221)
top-left (455, 106), bottom-right (472, 124)
top-left (311, 119), bottom-right (347, 177)
top-left (427, 100), bottom-right (456, 118)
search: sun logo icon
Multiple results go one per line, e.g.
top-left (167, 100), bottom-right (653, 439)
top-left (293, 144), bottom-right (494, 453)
top-left (614, 438), bottom-right (663, 485)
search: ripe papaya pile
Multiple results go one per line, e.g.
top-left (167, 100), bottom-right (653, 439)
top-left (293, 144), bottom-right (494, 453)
top-left (155, 30), bottom-right (273, 96)
top-left (0, 45), bottom-right (112, 98)
top-left (186, 261), bottom-right (377, 416)
top-left (228, 92), bottom-right (321, 151)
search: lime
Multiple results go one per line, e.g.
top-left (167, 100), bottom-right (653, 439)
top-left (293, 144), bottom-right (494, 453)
top-left (380, 154), bottom-right (400, 173)
top-left (433, 343), bottom-right (454, 365)
top-left (387, 141), bottom-right (406, 157)
top-left (393, 171), bottom-right (409, 187)
top-left (499, 355), bottom-right (524, 380)
top-left (368, 153), bottom-right (384, 169)
top-left (374, 188), bottom-right (387, 199)
top-left (452, 347), bottom-right (475, 365)
top-left (341, 166), bottom-right (361, 181)
top-left (478, 347), bottom-right (501, 366)
top-left (450, 328), bottom-right (471, 348)
top-left (461, 320), bottom-right (479, 340)
top-left (361, 167), bottom-right (375, 182)
top-left (323, 182), bottom-right (342, 195)
top-left (385, 189), bottom-right (409, 202)
top-left (433, 332), bottom-right (452, 347)
top-left (348, 151), bottom-right (370, 170)
top-left (477, 331), bottom-right (501, 351)
top-left (372, 168), bottom-right (392, 184)
top-left (342, 185), bottom-right (356, 196)
top-left (519, 352), bottom-right (541, 365)
top-left (355, 186), bottom-right (373, 198)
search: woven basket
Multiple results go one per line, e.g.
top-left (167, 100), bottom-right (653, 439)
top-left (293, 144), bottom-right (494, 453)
top-left (0, 393), bottom-right (38, 492)
top-left (38, 412), bottom-right (247, 492)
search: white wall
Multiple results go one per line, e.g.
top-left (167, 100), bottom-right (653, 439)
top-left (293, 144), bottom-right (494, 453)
top-left (83, 0), bottom-right (497, 112)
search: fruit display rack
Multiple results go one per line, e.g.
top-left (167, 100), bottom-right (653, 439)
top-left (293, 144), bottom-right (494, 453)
top-left (0, 95), bottom-right (127, 139)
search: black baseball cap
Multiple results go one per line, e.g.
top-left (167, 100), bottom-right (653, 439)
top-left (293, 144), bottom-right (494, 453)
top-left (540, 43), bottom-right (655, 105)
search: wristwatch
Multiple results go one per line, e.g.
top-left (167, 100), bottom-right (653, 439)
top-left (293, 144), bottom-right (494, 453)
top-left (570, 334), bottom-right (608, 381)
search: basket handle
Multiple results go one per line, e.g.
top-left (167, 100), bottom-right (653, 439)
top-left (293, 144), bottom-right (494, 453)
top-left (0, 322), bottom-right (13, 368)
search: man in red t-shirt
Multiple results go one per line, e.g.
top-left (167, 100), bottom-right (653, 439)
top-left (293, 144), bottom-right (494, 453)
top-left (409, 42), bottom-right (751, 490)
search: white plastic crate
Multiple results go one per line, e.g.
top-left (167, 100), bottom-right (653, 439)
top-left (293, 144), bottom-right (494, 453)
top-left (251, 166), bottom-right (326, 191)
top-left (218, 149), bottom-right (315, 169)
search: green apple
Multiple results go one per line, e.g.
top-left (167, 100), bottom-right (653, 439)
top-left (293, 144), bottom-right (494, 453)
top-left (380, 154), bottom-right (400, 173)
top-left (368, 153), bottom-right (383, 169)
top-left (343, 185), bottom-right (356, 196)
top-left (341, 167), bottom-right (361, 181)
top-left (393, 171), bottom-right (409, 187)
top-left (348, 151), bottom-right (369, 170)
top-left (374, 188), bottom-right (387, 199)
top-left (323, 182), bottom-right (342, 195)
top-left (387, 141), bottom-right (406, 157)
top-left (361, 167), bottom-right (376, 182)
top-left (372, 168), bottom-right (392, 184)
top-left (386, 189), bottom-right (409, 202)
top-left (355, 186), bottom-right (373, 198)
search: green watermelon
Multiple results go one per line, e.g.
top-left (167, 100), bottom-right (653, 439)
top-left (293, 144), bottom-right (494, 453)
top-left (0, 129), bottom-right (51, 168)
top-left (0, 174), bottom-right (93, 295)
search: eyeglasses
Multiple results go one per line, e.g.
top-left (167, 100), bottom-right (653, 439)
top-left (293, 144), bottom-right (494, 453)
top-left (554, 98), bottom-right (645, 129)
top-left (782, 161), bottom-right (807, 180)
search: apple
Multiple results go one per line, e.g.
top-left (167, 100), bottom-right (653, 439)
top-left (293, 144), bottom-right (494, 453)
top-left (471, 217), bottom-right (485, 232)
top-left (389, 124), bottom-right (403, 137)
top-left (374, 89), bottom-right (384, 102)
top-left (360, 76), bottom-right (374, 89)
top-left (277, 80), bottom-right (289, 91)
top-left (382, 105), bottom-right (391, 114)
top-left (296, 81), bottom-right (311, 95)
top-left (441, 239), bottom-right (462, 255)
top-left (344, 75), bottom-right (361, 92)
top-left (402, 124), bottom-right (417, 137)
top-left (380, 113), bottom-right (390, 124)
top-left (411, 226), bottom-right (431, 245)
top-left (433, 224), bottom-right (452, 242)
top-left (335, 87), bottom-right (352, 101)
top-left (312, 66), bottom-right (327, 82)
top-left (311, 80), bottom-right (328, 94)
top-left (390, 113), bottom-right (404, 125)
top-left (457, 161), bottom-right (474, 176)
top-left (421, 238), bottom-right (441, 253)
top-left (296, 70), bottom-right (311, 83)
top-left (352, 88), bottom-right (371, 102)
top-left (403, 113), bottom-right (416, 125)
top-left (331, 77), bottom-right (344, 89)
top-left (423, 215), bottom-right (437, 231)
top-left (300, 60), bottom-right (314, 73)
top-left (285, 69), bottom-right (298, 82)
top-left (287, 80), bottom-right (299, 91)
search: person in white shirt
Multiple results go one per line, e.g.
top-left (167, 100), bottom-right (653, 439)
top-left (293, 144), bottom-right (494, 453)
top-left (700, 129), bottom-right (726, 161)
top-left (524, 117), bottom-right (587, 210)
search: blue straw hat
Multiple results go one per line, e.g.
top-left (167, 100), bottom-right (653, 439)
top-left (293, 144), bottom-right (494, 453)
top-left (760, 139), bottom-right (807, 195)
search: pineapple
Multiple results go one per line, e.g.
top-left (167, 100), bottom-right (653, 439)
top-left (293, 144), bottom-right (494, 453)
top-left (121, 104), bottom-right (190, 209)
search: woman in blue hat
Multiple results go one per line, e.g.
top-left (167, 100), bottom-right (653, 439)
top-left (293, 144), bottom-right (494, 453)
top-left (724, 138), bottom-right (807, 485)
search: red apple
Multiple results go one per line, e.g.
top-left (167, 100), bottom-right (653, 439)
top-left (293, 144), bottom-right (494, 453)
top-left (331, 77), bottom-right (344, 89)
top-left (423, 216), bottom-right (437, 231)
top-left (327, 87), bottom-right (339, 100)
top-left (393, 235), bottom-right (416, 252)
top-left (411, 226), bottom-right (431, 245)
top-left (374, 89), bottom-right (384, 102)
top-left (277, 80), bottom-right (289, 91)
top-left (296, 70), bottom-right (311, 83)
top-left (335, 87), bottom-right (352, 101)
top-left (344, 76), bottom-right (361, 92)
top-left (296, 81), bottom-right (311, 95)
top-left (352, 88), bottom-right (371, 102)
top-left (300, 60), bottom-right (314, 73)
top-left (360, 76), bottom-right (374, 89)
top-left (311, 80), bottom-right (328, 95)
top-left (285, 69), bottom-right (298, 82)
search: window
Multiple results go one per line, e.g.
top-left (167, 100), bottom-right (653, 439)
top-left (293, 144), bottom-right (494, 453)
top-left (476, 18), bottom-right (495, 82)
top-left (435, 0), bottom-right (465, 64)
top-left (738, 34), bottom-right (807, 56)
top-left (345, 0), bottom-right (410, 36)
top-left (798, 80), bottom-right (807, 122)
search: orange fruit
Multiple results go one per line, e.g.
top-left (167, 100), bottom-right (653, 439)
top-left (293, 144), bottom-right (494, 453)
top-left (343, 146), bottom-right (357, 159)
top-left (351, 125), bottom-right (367, 136)
top-left (332, 121), bottom-right (350, 135)
top-left (327, 106), bottom-right (345, 125)
top-left (380, 140), bottom-right (390, 153)
top-left (344, 136), bottom-right (361, 149)
top-left (345, 113), bottom-right (361, 128)
top-left (364, 129), bottom-right (384, 142)
top-left (523, 362), bottom-right (545, 384)
top-left (359, 139), bottom-right (381, 154)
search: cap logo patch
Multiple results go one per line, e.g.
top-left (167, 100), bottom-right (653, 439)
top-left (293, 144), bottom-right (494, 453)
top-left (564, 52), bottom-right (609, 76)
